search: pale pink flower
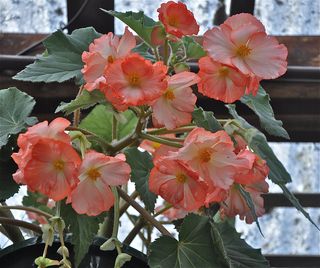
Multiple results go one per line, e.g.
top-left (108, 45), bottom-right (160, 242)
top-left (104, 54), bottom-right (167, 111)
top-left (203, 13), bottom-right (288, 80)
top-left (220, 180), bottom-right (269, 224)
top-left (152, 71), bottom-right (199, 129)
top-left (71, 151), bottom-right (131, 216)
top-left (81, 27), bottom-right (136, 91)
top-left (197, 56), bottom-right (248, 103)
top-left (150, 158), bottom-right (207, 211)
top-left (173, 128), bottom-right (250, 191)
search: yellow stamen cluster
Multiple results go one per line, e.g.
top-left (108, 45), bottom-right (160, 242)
top-left (199, 148), bottom-right (211, 163)
top-left (53, 160), bottom-right (65, 171)
top-left (176, 173), bottom-right (187, 183)
top-left (87, 168), bottom-right (101, 181)
top-left (236, 44), bottom-right (252, 57)
top-left (163, 89), bottom-right (175, 100)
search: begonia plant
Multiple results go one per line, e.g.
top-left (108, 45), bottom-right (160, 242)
top-left (0, 1), bottom-right (318, 267)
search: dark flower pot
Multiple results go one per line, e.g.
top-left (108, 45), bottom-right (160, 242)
top-left (0, 236), bottom-right (148, 268)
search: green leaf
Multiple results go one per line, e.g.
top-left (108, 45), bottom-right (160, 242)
top-left (79, 104), bottom-right (138, 143)
top-left (238, 185), bottom-right (263, 236)
top-left (102, 10), bottom-right (158, 47)
top-left (192, 107), bottom-right (223, 133)
top-left (0, 158), bottom-right (19, 200)
top-left (213, 221), bottom-right (269, 268)
top-left (279, 184), bottom-right (319, 231)
top-left (124, 147), bottom-right (156, 212)
top-left (240, 86), bottom-right (289, 139)
top-left (14, 27), bottom-right (101, 84)
top-left (182, 36), bottom-right (206, 60)
top-left (132, 42), bottom-right (156, 61)
top-left (55, 89), bottom-right (106, 115)
top-left (226, 104), bottom-right (319, 230)
top-left (226, 104), bottom-right (291, 185)
top-left (60, 203), bottom-right (105, 267)
top-left (149, 214), bottom-right (221, 268)
top-left (0, 87), bottom-right (36, 148)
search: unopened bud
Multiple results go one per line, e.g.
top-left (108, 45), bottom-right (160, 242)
top-left (41, 224), bottom-right (54, 246)
top-left (57, 245), bottom-right (69, 257)
top-left (34, 256), bottom-right (59, 267)
top-left (174, 62), bottom-right (190, 73)
top-left (100, 238), bottom-right (116, 251)
top-left (114, 253), bottom-right (132, 268)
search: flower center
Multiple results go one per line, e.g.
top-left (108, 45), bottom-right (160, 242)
top-left (176, 173), bottom-right (187, 183)
top-left (236, 44), bottom-right (251, 57)
top-left (107, 55), bottom-right (114, 64)
top-left (128, 73), bottom-right (141, 87)
top-left (163, 89), bottom-right (175, 100)
top-left (168, 16), bottom-right (179, 27)
top-left (151, 142), bottom-right (162, 149)
top-left (53, 160), bottom-right (64, 171)
top-left (218, 66), bottom-right (229, 77)
top-left (87, 168), bottom-right (101, 181)
top-left (199, 148), bottom-right (211, 163)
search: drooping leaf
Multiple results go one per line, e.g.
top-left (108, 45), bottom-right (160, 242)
top-left (149, 214), bottom-right (221, 268)
top-left (192, 107), bottom-right (223, 133)
top-left (213, 221), bottom-right (269, 268)
top-left (124, 147), bottom-right (156, 212)
top-left (60, 203), bottom-right (105, 267)
top-left (14, 27), bottom-right (101, 84)
top-left (102, 10), bottom-right (158, 48)
top-left (241, 86), bottom-right (289, 139)
top-left (79, 105), bottom-right (138, 143)
top-left (226, 104), bottom-right (319, 230)
top-left (55, 90), bottom-right (106, 115)
top-left (238, 185), bottom-right (263, 236)
top-left (226, 104), bottom-right (291, 185)
top-left (0, 87), bottom-right (36, 148)
top-left (279, 184), bottom-right (319, 230)
top-left (132, 42), bottom-right (156, 61)
top-left (182, 36), bottom-right (206, 59)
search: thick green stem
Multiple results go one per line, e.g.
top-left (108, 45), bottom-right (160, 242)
top-left (73, 85), bottom-right (84, 127)
top-left (140, 133), bottom-right (183, 148)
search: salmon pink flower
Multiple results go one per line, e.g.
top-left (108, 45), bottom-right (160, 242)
top-left (11, 118), bottom-right (81, 201)
top-left (81, 27), bottom-right (136, 91)
top-left (235, 150), bottom-right (269, 185)
top-left (220, 181), bottom-right (269, 224)
top-left (15, 138), bottom-right (81, 201)
top-left (150, 158), bottom-right (207, 211)
top-left (71, 151), bottom-right (131, 216)
top-left (104, 54), bottom-right (167, 111)
top-left (197, 56), bottom-right (248, 103)
top-left (159, 205), bottom-right (188, 220)
top-left (203, 13), bottom-right (288, 80)
top-left (158, 1), bottom-right (199, 38)
top-left (173, 128), bottom-right (250, 191)
top-left (152, 71), bottom-right (199, 129)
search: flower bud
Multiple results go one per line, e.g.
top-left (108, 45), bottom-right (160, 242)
top-left (34, 257), bottom-right (59, 267)
top-left (100, 237), bottom-right (116, 251)
top-left (114, 253), bottom-right (132, 268)
top-left (57, 245), bottom-right (69, 257)
top-left (41, 224), bottom-right (54, 246)
top-left (174, 62), bottom-right (190, 73)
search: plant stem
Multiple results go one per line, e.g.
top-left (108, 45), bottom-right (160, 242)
top-left (154, 204), bottom-right (173, 217)
top-left (0, 206), bottom-right (53, 218)
top-left (0, 217), bottom-right (42, 234)
top-left (117, 187), bottom-right (172, 237)
top-left (112, 115), bottom-right (118, 141)
top-left (147, 126), bottom-right (195, 135)
top-left (73, 85), bottom-right (84, 127)
top-left (153, 47), bottom-right (161, 61)
top-left (164, 38), bottom-right (169, 65)
top-left (140, 133), bottom-right (183, 148)
top-left (111, 187), bottom-right (120, 238)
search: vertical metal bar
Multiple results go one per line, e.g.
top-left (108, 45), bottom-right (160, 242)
top-left (230, 0), bottom-right (255, 15)
top-left (67, 0), bottom-right (115, 33)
